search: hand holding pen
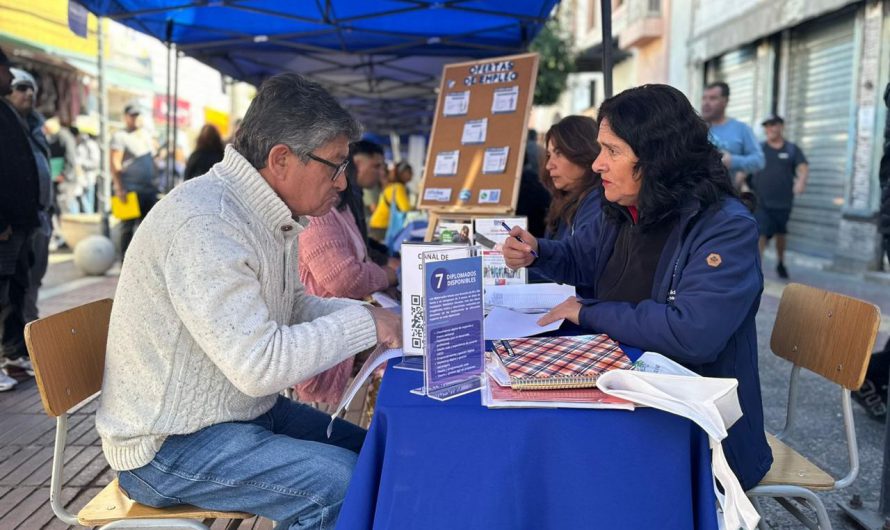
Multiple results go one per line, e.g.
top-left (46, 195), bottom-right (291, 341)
top-left (500, 223), bottom-right (540, 270)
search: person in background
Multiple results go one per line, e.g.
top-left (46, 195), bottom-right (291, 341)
top-left (6, 68), bottom-right (52, 328)
top-left (75, 127), bottom-right (101, 213)
top-left (110, 101), bottom-right (159, 258)
top-left (47, 117), bottom-right (81, 215)
top-left (343, 140), bottom-right (392, 265)
top-left (295, 174), bottom-right (400, 404)
top-left (751, 114), bottom-right (808, 279)
top-left (881, 83), bottom-right (890, 270)
top-left (701, 81), bottom-right (764, 188)
top-left (0, 50), bottom-right (40, 391)
top-left (503, 84), bottom-right (772, 490)
top-left (522, 116), bottom-right (602, 293)
top-left (95, 73), bottom-right (401, 529)
top-left (516, 129), bottom-right (550, 239)
top-left (357, 142), bottom-right (385, 221)
top-left (368, 160), bottom-right (412, 243)
top-left (184, 124), bottom-right (225, 180)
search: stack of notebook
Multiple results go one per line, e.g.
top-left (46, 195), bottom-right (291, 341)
top-left (482, 334), bottom-right (634, 410)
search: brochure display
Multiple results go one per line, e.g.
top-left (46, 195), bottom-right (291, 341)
top-left (413, 246), bottom-right (485, 401)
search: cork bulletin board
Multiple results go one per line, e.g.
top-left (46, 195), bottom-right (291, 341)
top-left (417, 52), bottom-right (539, 214)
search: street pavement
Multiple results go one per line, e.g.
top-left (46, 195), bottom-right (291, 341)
top-left (3, 246), bottom-right (889, 529)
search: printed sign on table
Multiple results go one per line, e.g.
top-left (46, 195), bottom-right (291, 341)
top-left (420, 250), bottom-right (484, 400)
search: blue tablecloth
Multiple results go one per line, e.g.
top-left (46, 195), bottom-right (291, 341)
top-left (337, 349), bottom-right (719, 529)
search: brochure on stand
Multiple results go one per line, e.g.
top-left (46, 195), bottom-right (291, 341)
top-left (413, 247), bottom-right (485, 401)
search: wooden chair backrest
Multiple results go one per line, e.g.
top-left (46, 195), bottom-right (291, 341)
top-left (24, 299), bottom-right (113, 417)
top-left (770, 283), bottom-right (880, 390)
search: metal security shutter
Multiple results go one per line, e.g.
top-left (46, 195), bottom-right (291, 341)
top-left (784, 13), bottom-right (855, 258)
top-left (707, 46), bottom-right (759, 129)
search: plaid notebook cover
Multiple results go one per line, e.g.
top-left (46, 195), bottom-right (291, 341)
top-left (493, 334), bottom-right (631, 389)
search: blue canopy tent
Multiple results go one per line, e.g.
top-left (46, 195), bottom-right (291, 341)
top-left (77, 0), bottom-right (560, 135)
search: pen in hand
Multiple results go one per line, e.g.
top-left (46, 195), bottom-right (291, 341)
top-left (500, 221), bottom-right (539, 258)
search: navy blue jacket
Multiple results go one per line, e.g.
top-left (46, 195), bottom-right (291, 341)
top-left (533, 188), bottom-right (602, 297)
top-left (538, 197), bottom-right (772, 490)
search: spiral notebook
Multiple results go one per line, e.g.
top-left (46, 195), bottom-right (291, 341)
top-left (491, 334), bottom-right (631, 390)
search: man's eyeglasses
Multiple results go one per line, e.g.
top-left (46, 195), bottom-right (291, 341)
top-left (307, 152), bottom-right (349, 182)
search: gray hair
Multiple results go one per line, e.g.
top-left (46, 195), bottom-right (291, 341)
top-left (233, 73), bottom-right (362, 169)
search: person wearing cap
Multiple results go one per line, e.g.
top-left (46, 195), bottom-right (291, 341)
top-left (110, 101), bottom-right (159, 258)
top-left (701, 81), bottom-right (765, 185)
top-left (6, 68), bottom-right (54, 328)
top-left (750, 114), bottom-right (808, 279)
top-left (0, 49), bottom-right (40, 392)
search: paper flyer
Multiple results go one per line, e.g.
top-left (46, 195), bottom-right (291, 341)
top-left (482, 146), bottom-right (509, 174)
top-left (461, 118), bottom-right (488, 144)
top-left (432, 221), bottom-right (473, 244)
top-left (491, 86), bottom-right (519, 114)
top-left (474, 217), bottom-right (527, 285)
top-left (443, 91), bottom-right (470, 116)
top-left (423, 188), bottom-right (452, 202)
top-left (433, 150), bottom-right (459, 176)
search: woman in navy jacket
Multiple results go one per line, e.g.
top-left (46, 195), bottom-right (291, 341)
top-left (503, 84), bottom-right (772, 490)
top-left (530, 116), bottom-right (602, 294)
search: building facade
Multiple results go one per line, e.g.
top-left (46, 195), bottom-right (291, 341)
top-left (678, 0), bottom-right (889, 271)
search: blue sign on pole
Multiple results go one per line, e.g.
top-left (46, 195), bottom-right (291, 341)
top-left (68, 1), bottom-right (90, 38)
top-left (421, 252), bottom-right (484, 400)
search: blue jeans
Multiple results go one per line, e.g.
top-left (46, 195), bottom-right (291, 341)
top-left (118, 396), bottom-right (366, 529)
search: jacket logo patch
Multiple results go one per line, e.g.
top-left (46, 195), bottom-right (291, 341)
top-left (706, 253), bottom-right (722, 268)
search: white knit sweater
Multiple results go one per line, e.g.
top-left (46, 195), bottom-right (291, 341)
top-left (96, 146), bottom-right (379, 471)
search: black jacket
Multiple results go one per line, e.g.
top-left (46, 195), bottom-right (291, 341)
top-left (0, 99), bottom-right (39, 232)
top-left (879, 83), bottom-right (890, 235)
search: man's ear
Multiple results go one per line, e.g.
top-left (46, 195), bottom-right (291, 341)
top-left (265, 144), bottom-right (293, 181)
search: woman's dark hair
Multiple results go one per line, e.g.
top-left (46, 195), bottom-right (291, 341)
top-left (196, 124), bottom-right (224, 152)
top-left (541, 115), bottom-right (601, 235)
top-left (596, 84), bottom-right (736, 228)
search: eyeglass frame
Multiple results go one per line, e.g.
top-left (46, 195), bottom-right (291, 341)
top-left (306, 152), bottom-right (350, 182)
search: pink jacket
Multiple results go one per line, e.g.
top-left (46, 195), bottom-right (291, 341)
top-left (295, 206), bottom-right (389, 403)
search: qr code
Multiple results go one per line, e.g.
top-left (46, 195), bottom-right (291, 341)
top-left (410, 295), bottom-right (423, 348)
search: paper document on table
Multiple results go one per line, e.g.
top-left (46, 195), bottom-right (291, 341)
top-left (483, 306), bottom-right (562, 340)
top-left (484, 283), bottom-right (575, 312)
top-left (633, 352), bottom-right (699, 377)
top-left (327, 347), bottom-right (406, 438)
top-left (371, 292), bottom-right (400, 309)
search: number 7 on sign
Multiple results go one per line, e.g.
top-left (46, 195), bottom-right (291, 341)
top-left (435, 272), bottom-right (445, 290)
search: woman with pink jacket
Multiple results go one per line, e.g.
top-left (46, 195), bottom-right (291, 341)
top-left (296, 176), bottom-right (399, 403)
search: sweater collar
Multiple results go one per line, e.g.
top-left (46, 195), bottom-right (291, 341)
top-left (219, 145), bottom-right (301, 233)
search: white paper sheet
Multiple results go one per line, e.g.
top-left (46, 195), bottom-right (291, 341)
top-left (484, 283), bottom-right (575, 312)
top-left (483, 306), bottom-right (563, 340)
top-left (482, 146), bottom-right (509, 174)
top-left (371, 291), bottom-right (400, 309)
top-left (491, 86), bottom-right (519, 113)
top-left (433, 150), bottom-right (459, 176)
top-left (633, 351), bottom-right (699, 377)
top-left (443, 91), bottom-right (469, 116)
top-left (423, 188), bottom-right (452, 202)
top-left (327, 347), bottom-right (406, 438)
top-left (461, 118), bottom-right (488, 144)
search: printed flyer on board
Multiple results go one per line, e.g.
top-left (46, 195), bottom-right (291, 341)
top-left (474, 217), bottom-right (527, 285)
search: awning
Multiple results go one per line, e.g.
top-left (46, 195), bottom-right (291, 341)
top-left (76, 1), bottom-right (559, 134)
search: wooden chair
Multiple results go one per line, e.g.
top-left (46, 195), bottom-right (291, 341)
top-left (747, 283), bottom-right (881, 530)
top-left (24, 299), bottom-right (254, 529)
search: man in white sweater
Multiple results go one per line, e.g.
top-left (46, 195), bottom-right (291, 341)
top-left (96, 73), bottom-right (401, 530)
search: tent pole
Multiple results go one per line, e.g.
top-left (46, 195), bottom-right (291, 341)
top-left (171, 47), bottom-right (180, 191)
top-left (600, 0), bottom-right (613, 99)
top-left (97, 16), bottom-right (110, 236)
top-left (165, 20), bottom-right (173, 191)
